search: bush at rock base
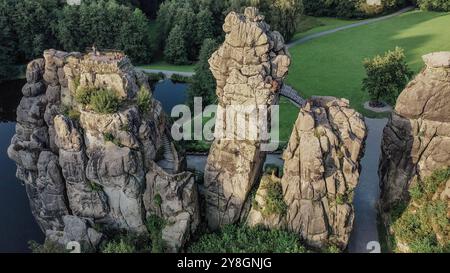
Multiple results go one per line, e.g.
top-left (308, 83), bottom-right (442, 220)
top-left (388, 168), bottom-right (450, 253)
top-left (189, 225), bottom-right (308, 253)
top-left (146, 215), bottom-right (166, 253)
top-left (257, 175), bottom-right (287, 217)
top-left (100, 232), bottom-right (152, 253)
top-left (29, 240), bottom-right (67, 253)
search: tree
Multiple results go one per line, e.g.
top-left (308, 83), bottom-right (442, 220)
top-left (0, 0), bottom-right (16, 81)
top-left (417, 0), bottom-right (450, 11)
top-left (187, 38), bottom-right (219, 109)
top-left (164, 25), bottom-right (189, 65)
top-left (118, 9), bottom-right (152, 63)
top-left (174, 3), bottom-right (197, 60)
top-left (268, 0), bottom-right (304, 42)
top-left (362, 47), bottom-right (413, 106)
top-left (12, 0), bottom-right (60, 61)
top-left (195, 8), bottom-right (215, 47)
top-left (54, 0), bottom-right (153, 62)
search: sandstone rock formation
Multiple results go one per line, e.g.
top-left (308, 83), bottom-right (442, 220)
top-left (247, 97), bottom-right (367, 249)
top-left (204, 7), bottom-right (291, 230)
top-left (379, 52), bottom-right (450, 225)
top-left (8, 49), bottom-right (199, 252)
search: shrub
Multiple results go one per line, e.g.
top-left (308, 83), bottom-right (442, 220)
top-left (171, 73), bottom-right (192, 83)
top-left (90, 89), bottom-right (121, 114)
top-left (137, 86), bottom-right (152, 114)
top-left (75, 87), bottom-right (94, 105)
top-left (417, 0), bottom-right (450, 11)
top-left (260, 176), bottom-right (287, 217)
top-left (146, 215), bottom-right (166, 253)
top-left (362, 47), bottom-right (413, 105)
top-left (189, 225), bottom-right (308, 253)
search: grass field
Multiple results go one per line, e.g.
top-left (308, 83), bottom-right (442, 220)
top-left (293, 16), bottom-right (359, 41)
top-left (278, 10), bottom-right (450, 140)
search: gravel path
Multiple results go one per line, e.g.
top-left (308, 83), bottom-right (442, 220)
top-left (287, 7), bottom-right (414, 48)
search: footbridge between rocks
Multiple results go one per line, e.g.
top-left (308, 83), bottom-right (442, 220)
top-left (280, 84), bottom-right (306, 108)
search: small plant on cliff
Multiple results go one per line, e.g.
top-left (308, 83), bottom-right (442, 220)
top-left (75, 87), bottom-right (94, 106)
top-left (90, 89), bottom-right (121, 114)
top-left (362, 47), bottom-right (413, 106)
top-left (259, 175), bottom-right (287, 217)
top-left (390, 167), bottom-right (450, 253)
top-left (68, 109), bottom-right (81, 122)
top-left (137, 86), bottom-right (152, 114)
top-left (103, 132), bottom-right (122, 147)
top-left (146, 215), bottom-right (166, 253)
top-left (88, 181), bottom-right (103, 192)
top-left (189, 225), bottom-right (308, 253)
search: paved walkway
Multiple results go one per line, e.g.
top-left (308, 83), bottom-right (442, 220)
top-left (287, 6), bottom-right (414, 48)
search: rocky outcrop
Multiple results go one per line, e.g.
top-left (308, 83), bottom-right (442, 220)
top-left (143, 162), bottom-right (200, 253)
top-left (379, 52), bottom-right (450, 212)
top-left (46, 215), bottom-right (104, 252)
top-left (8, 49), bottom-right (199, 252)
top-left (247, 97), bottom-right (367, 250)
top-left (204, 7), bottom-right (291, 230)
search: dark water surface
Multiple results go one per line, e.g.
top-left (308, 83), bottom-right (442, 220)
top-left (152, 80), bottom-right (188, 113)
top-left (0, 80), bottom-right (45, 253)
top-left (0, 79), bottom-right (188, 252)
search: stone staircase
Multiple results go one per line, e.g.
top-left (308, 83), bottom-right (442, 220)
top-left (156, 134), bottom-right (176, 174)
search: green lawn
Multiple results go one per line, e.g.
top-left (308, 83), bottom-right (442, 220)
top-left (279, 10), bottom-right (450, 140)
top-left (293, 16), bottom-right (359, 41)
top-left (139, 61), bottom-right (195, 73)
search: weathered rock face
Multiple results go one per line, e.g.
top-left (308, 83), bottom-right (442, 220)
top-left (143, 162), bottom-right (200, 253)
top-left (8, 49), bottom-right (199, 252)
top-left (379, 52), bottom-right (450, 215)
top-left (204, 7), bottom-right (291, 230)
top-left (247, 97), bottom-right (367, 250)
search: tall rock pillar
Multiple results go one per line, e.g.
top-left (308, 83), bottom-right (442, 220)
top-left (204, 7), bottom-right (291, 230)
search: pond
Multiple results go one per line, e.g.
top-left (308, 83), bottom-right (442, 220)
top-left (152, 80), bottom-right (189, 114)
top-left (0, 79), bottom-right (188, 252)
top-left (0, 79), bottom-right (45, 253)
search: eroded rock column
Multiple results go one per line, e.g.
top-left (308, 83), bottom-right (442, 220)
top-left (247, 97), bottom-right (367, 249)
top-left (204, 7), bottom-right (291, 230)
